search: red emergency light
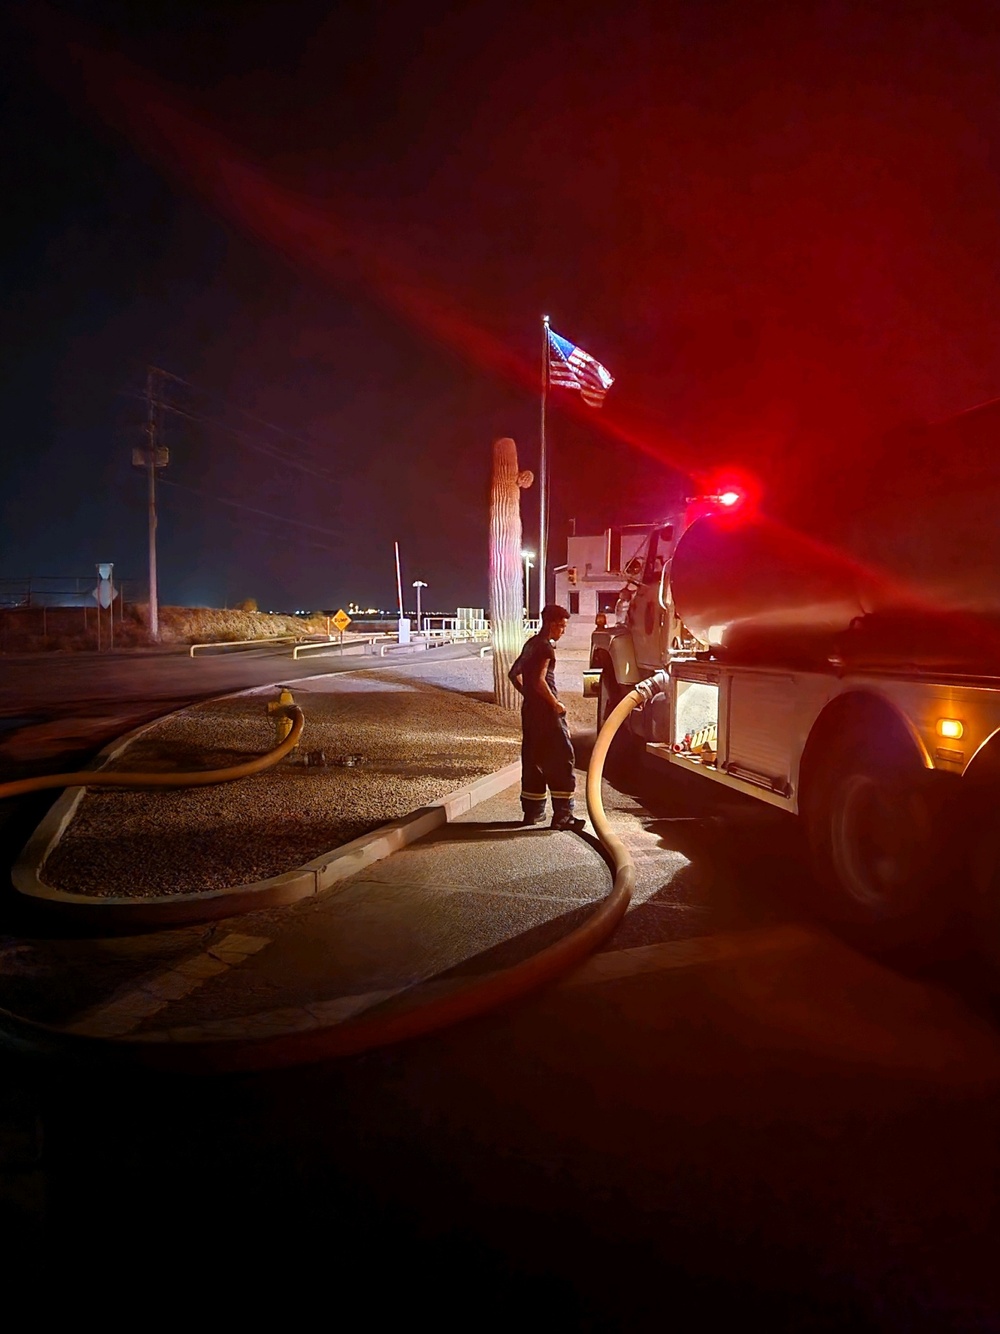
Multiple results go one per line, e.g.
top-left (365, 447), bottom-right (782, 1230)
top-left (685, 486), bottom-right (751, 516)
top-left (686, 469), bottom-right (759, 519)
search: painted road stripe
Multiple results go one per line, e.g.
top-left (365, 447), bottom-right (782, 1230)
top-left (128, 923), bottom-right (820, 1045)
top-left (556, 923), bottom-right (820, 989)
top-left (63, 933), bottom-right (271, 1038)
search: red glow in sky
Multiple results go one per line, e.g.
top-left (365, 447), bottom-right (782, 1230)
top-left (10, 2), bottom-right (1000, 612)
top-left (77, 42), bottom-right (702, 480)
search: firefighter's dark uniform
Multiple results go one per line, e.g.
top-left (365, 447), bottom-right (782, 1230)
top-left (509, 631), bottom-right (578, 826)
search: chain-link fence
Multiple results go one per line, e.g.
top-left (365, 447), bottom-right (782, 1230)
top-left (0, 577), bottom-right (142, 652)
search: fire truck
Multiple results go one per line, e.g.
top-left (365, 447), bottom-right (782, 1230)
top-left (585, 399), bottom-right (1000, 952)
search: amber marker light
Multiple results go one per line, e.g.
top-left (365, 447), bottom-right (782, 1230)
top-left (937, 718), bottom-right (964, 739)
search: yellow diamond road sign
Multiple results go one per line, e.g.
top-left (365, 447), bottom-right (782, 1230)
top-left (332, 609), bottom-right (351, 632)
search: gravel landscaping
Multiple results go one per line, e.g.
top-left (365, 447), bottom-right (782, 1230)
top-left (40, 648), bottom-right (595, 899)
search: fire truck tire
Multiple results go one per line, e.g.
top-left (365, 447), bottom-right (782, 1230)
top-left (804, 722), bottom-right (949, 951)
top-left (597, 670), bottom-right (642, 775)
top-left (597, 670), bottom-right (622, 730)
top-left (964, 779), bottom-right (1000, 968)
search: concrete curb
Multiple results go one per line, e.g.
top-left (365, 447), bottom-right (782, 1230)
top-left (12, 683), bottom-right (523, 928)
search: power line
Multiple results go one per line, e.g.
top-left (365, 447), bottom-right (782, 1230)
top-left (118, 388), bottom-right (341, 484)
top-left (121, 366), bottom-right (347, 606)
top-left (151, 367), bottom-right (335, 457)
top-left (157, 476), bottom-right (345, 542)
top-left (158, 402), bottom-right (341, 483)
top-left (156, 492), bottom-right (342, 556)
top-left (156, 488), bottom-right (341, 555)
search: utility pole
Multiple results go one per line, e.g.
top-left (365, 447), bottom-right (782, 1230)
top-left (132, 367), bottom-right (169, 642)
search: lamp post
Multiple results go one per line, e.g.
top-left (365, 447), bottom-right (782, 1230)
top-left (521, 550), bottom-right (534, 621)
top-left (412, 580), bottom-right (427, 634)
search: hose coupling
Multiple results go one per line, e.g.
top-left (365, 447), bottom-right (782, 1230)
top-left (632, 669), bottom-right (671, 706)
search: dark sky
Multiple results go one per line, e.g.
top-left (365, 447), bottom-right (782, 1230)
top-left (5, 0), bottom-right (1000, 613)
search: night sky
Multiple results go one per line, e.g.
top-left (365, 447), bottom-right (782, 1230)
top-left (5, 1), bottom-right (1000, 614)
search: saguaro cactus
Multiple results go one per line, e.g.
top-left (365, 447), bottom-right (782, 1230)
top-left (489, 436), bottom-right (533, 710)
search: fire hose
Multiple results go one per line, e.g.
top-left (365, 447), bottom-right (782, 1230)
top-left (0, 705), bottom-right (306, 800)
top-left (0, 680), bottom-right (660, 1073)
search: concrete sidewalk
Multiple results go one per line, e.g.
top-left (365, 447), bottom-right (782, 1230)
top-left (49, 768), bottom-right (619, 1047)
top-left (1, 753), bottom-right (691, 1063)
top-left (3, 646), bottom-right (669, 1051)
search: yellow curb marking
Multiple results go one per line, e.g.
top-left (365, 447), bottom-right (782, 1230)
top-left (141, 988), bottom-right (409, 1043)
top-left (63, 933), bottom-right (271, 1038)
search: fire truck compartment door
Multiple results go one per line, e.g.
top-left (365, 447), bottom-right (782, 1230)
top-left (724, 673), bottom-right (796, 793)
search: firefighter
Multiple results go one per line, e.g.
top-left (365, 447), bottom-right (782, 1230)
top-left (507, 603), bottom-right (585, 831)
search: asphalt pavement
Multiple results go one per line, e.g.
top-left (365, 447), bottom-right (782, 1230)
top-left (4, 642), bottom-right (1000, 1327)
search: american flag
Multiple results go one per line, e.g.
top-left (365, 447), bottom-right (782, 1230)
top-left (546, 328), bottom-right (615, 408)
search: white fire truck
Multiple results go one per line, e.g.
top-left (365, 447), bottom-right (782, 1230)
top-left (585, 399), bottom-right (1000, 952)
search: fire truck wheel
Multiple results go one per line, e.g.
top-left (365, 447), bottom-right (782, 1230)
top-left (597, 670), bottom-right (642, 776)
top-left (805, 724), bottom-right (949, 951)
top-left (965, 780), bottom-right (1000, 968)
top-left (597, 670), bottom-right (622, 731)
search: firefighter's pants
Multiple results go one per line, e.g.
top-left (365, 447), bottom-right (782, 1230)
top-left (520, 708), bottom-right (576, 819)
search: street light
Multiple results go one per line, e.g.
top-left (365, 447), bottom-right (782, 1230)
top-left (412, 580), bottom-right (427, 633)
top-left (521, 550), bottom-right (534, 620)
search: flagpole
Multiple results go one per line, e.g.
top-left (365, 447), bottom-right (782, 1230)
top-left (539, 314), bottom-right (550, 614)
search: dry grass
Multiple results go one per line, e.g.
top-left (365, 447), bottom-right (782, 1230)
top-left (152, 605), bottom-right (329, 645)
top-left (0, 604), bottom-right (331, 652)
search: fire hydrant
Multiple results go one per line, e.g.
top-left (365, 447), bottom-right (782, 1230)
top-left (267, 687), bottom-right (296, 747)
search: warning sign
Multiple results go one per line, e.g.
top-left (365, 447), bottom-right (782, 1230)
top-left (331, 609), bottom-right (351, 632)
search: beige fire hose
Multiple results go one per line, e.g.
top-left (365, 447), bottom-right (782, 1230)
top-left (0, 704), bottom-right (305, 800)
top-left (0, 687), bottom-right (649, 1073)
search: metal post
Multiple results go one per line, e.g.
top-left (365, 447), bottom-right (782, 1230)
top-left (413, 580), bottom-right (427, 633)
top-left (539, 315), bottom-right (550, 612)
top-left (521, 550), bottom-right (533, 620)
top-left (146, 369), bottom-right (160, 642)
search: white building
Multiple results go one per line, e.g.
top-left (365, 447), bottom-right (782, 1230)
top-left (551, 527), bottom-right (655, 648)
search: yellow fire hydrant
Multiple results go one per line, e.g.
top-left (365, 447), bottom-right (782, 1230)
top-left (267, 687), bottom-right (297, 747)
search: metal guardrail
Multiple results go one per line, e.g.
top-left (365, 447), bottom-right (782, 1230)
top-left (189, 635), bottom-right (297, 657)
top-left (293, 630), bottom-right (495, 659)
top-left (189, 623), bottom-right (527, 662)
top-left (291, 635), bottom-right (392, 660)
